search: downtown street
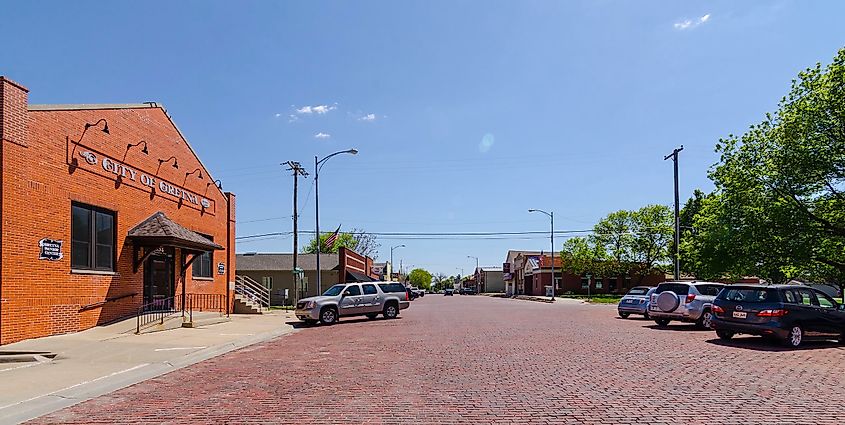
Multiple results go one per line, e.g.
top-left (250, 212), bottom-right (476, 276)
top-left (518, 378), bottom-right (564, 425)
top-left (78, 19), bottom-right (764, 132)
top-left (32, 295), bottom-right (845, 425)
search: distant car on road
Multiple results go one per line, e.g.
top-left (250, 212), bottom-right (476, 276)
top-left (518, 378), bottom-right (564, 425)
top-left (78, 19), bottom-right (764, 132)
top-left (459, 287), bottom-right (477, 295)
top-left (711, 284), bottom-right (845, 348)
top-left (617, 286), bottom-right (656, 319)
top-left (295, 282), bottom-right (409, 325)
top-left (444, 288), bottom-right (454, 296)
top-left (648, 281), bottom-right (725, 328)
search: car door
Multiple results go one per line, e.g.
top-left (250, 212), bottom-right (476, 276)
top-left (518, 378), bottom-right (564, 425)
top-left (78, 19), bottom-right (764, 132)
top-left (797, 288), bottom-right (826, 336)
top-left (339, 284), bottom-right (364, 316)
top-left (360, 284), bottom-right (381, 313)
top-left (813, 290), bottom-right (843, 336)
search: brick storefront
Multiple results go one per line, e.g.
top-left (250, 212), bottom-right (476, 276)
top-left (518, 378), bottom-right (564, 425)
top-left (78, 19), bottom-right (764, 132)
top-left (0, 77), bottom-right (236, 345)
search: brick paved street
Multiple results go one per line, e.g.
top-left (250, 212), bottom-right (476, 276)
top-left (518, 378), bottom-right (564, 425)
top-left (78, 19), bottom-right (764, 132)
top-left (32, 296), bottom-right (845, 424)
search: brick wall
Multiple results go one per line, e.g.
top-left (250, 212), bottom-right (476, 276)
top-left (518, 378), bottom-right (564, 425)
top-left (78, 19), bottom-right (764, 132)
top-left (0, 78), bottom-right (235, 345)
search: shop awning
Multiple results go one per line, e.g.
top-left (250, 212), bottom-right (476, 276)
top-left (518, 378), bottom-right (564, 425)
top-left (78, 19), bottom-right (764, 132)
top-left (127, 212), bottom-right (223, 252)
top-left (346, 271), bottom-right (376, 283)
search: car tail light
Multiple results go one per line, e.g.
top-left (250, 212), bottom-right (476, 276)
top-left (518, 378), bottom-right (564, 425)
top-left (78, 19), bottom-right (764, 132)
top-left (685, 294), bottom-right (696, 303)
top-left (758, 309), bottom-right (788, 317)
top-left (712, 305), bottom-right (725, 314)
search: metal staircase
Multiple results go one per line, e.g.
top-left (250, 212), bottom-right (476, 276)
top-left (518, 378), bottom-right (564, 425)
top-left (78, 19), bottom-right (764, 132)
top-left (234, 275), bottom-right (270, 314)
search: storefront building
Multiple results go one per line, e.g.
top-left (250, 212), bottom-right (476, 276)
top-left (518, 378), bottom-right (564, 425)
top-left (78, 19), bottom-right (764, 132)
top-left (0, 77), bottom-right (236, 345)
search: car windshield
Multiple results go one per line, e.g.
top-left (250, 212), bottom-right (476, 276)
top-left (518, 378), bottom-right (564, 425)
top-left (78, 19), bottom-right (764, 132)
top-left (322, 285), bottom-right (345, 297)
top-left (627, 287), bottom-right (650, 295)
top-left (719, 288), bottom-right (779, 303)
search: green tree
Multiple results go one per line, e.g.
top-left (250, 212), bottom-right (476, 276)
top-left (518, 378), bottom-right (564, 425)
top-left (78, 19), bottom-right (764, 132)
top-left (694, 47), bottom-right (845, 285)
top-left (302, 228), bottom-right (380, 257)
top-left (408, 268), bottom-right (432, 290)
top-left (559, 237), bottom-right (607, 277)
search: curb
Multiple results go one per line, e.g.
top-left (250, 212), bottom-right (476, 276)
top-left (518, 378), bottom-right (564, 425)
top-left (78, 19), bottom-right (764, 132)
top-left (0, 325), bottom-right (298, 424)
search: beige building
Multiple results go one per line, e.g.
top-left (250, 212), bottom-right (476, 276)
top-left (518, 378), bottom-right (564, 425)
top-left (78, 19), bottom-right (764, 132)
top-left (236, 253), bottom-right (339, 304)
top-left (475, 267), bottom-right (505, 293)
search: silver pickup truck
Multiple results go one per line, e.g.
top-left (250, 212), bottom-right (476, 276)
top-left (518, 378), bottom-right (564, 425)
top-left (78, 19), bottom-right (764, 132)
top-left (295, 282), bottom-right (410, 325)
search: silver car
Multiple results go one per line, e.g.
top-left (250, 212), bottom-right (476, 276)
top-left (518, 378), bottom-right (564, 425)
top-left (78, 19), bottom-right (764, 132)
top-left (648, 281), bottom-right (725, 328)
top-left (617, 286), bottom-right (655, 319)
top-left (295, 282), bottom-right (410, 325)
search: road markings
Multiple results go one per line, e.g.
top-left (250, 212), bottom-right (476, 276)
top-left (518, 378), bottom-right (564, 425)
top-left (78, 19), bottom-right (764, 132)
top-left (0, 362), bottom-right (41, 373)
top-left (153, 346), bottom-right (207, 352)
top-left (0, 363), bottom-right (150, 411)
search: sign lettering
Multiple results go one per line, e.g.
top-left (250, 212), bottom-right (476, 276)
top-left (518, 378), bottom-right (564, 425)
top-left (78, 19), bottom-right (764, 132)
top-left (76, 152), bottom-right (211, 209)
top-left (39, 238), bottom-right (63, 261)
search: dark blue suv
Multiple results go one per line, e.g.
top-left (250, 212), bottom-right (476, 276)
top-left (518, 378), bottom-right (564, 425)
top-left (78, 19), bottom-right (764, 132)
top-left (711, 285), bottom-right (845, 348)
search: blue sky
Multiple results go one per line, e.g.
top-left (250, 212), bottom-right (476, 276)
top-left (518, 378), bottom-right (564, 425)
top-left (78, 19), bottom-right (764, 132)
top-left (4, 1), bottom-right (845, 276)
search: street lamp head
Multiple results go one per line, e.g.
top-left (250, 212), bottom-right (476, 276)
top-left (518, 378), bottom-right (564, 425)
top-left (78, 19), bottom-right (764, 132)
top-left (528, 209), bottom-right (536, 213)
top-left (347, 148), bottom-right (358, 155)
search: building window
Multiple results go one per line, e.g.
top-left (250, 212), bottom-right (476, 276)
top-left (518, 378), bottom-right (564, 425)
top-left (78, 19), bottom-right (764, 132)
top-left (581, 277), bottom-right (589, 289)
top-left (596, 279), bottom-right (603, 290)
top-left (192, 234), bottom-right (213, 278)
top-left (262, 276), bottom-right (272, 288)
top-left (71, 203), bottom-right (116, 271)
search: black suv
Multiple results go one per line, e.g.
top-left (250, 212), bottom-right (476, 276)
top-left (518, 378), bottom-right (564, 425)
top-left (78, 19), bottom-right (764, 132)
top-left (710, 284), bottom-right (845, 347)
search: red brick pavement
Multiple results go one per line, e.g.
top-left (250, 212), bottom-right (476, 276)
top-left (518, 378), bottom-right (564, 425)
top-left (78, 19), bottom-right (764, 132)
top-left (31, 296), bottom-right (845, 424)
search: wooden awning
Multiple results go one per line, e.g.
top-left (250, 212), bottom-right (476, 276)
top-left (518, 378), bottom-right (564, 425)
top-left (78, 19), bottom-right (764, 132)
top-left (128, 212), bottom-right (223, 251)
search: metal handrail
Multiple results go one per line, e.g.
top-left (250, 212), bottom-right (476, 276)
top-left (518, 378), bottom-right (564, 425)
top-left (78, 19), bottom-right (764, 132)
top-left (186, 293), bottom-right (228, 323)
top-left (135, 296), bottom-right (182, 334)
top-left (80, 292), bottom-right (137, 312)
top-left (234, 275), bottom-right (270, 310)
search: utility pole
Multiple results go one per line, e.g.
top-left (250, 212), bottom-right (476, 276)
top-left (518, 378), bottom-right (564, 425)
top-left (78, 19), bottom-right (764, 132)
top-left (284, 161), bottom-right (308, 301)
top-left (664, 145), bottom-right (684, 281)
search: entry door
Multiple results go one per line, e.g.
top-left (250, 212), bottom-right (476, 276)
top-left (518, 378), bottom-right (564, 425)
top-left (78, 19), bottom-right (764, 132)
top-left (144, 247), bottom-right (175, 310)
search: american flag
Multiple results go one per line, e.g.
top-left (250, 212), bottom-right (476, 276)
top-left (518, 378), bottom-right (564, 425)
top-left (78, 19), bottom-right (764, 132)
top-left (324, 225), bottom-right (341, 250)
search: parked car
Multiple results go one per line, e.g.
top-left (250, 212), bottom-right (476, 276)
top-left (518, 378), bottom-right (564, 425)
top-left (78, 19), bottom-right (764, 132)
top-left (444, 288), bottom-right (454, 296)
top-left (648, 281), bottom-right (725, 328)
top-left (410, 287), bottom-right (425, 297)
top-left (295, 282), bottom-right (409, 325)
top-left (617, 286), bottom-right (656, 319)
top-left (711, 284), bottom-right (845, 348)
top-left (460, 287), bottom-right (477, 295)
top-left (407, 287), bottom-right (418, 300)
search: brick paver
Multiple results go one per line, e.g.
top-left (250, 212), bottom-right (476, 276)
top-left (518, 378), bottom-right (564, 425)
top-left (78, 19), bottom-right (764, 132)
top-left (31, 296), bottom-right (845, 424)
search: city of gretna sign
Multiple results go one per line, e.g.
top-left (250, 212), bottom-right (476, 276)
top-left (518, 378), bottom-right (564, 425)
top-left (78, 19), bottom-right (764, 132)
top-left (78, 150), bottom-right (212, 209)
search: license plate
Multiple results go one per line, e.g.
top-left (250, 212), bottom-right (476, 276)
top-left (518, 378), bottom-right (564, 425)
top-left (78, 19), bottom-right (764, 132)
top-left (732, 311), bottom-right (747, 319)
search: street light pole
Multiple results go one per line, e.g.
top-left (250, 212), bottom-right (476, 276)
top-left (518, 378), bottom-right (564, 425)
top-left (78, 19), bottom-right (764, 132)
top-left (528, 209), bottom-right (555, 301)
top-left (390, 244), bottom-right (405, 281)
top-left (314, 148), bottom-right (358, 295)
top-left (467, 255), bottom-right (479, 292)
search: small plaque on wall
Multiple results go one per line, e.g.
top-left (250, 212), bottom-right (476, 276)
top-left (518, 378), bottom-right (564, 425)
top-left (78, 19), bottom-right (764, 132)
top-left (39, 238), bottom-right (63, 261)
top-left (218, 262), bottom-right (226, 275)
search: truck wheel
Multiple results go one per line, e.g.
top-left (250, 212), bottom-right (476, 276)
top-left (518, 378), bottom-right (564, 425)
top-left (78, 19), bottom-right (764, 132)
top-left (366, 313), bottom-right (378, 320)
top-left (383, 303), bottom-right (398, 319)
top-left (320, 307), bottom-right (338, 325)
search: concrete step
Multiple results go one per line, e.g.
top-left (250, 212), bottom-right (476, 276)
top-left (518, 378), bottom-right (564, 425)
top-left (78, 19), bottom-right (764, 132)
top-left (233, 295), bottom-right (263, 314)
top-left (182, 314), bottom-right (230, 328)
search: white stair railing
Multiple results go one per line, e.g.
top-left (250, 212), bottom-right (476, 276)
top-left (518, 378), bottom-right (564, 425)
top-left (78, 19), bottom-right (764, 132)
top-left (234, 275), bottom-right (271, 311)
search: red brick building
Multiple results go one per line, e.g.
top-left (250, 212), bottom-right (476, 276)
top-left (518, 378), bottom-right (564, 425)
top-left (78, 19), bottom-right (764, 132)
top-left (523, 255), bottom-right (665, 296)
top-left (0, 77), bottom-right (235, 345)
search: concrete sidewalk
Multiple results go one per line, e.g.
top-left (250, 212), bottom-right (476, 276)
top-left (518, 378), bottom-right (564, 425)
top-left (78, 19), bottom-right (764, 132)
top-left (0, 310), bottom-right (298, 424)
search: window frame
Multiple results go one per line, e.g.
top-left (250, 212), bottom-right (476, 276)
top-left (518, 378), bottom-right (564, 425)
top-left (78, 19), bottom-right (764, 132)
top-left (191, 234), bottom-right (214, 279)
top-left (362, 284), bottom-right (378, 295)
top-left (71, 202), bottom-right (116, 272)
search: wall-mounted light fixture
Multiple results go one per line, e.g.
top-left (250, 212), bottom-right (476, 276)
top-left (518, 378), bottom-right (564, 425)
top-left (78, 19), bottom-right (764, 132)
top-left (206, 179), bottom-right (222, 190)
top-left (122, 140), bottom-right (148, 162)
top-left (69, 118), bottom-right (109, 166)
top-left (184, 168), bottom-right (203, 183)
top-left (158, 156), bottom-right (179, 170)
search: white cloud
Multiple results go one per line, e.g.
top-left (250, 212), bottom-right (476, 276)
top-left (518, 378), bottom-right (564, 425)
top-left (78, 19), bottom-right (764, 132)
top-left (359, 113), bottom-right (377, 121)
top-left (275, 113), bottom-right (282, 118)
top-left (674, 14), bottom-right (711, 30)
top-left (314, 132), bottom-right (331, 139)
top-left (288, 114), bottom-right (298, 123)
top-left (296, 104), bottom-right (337, 115)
